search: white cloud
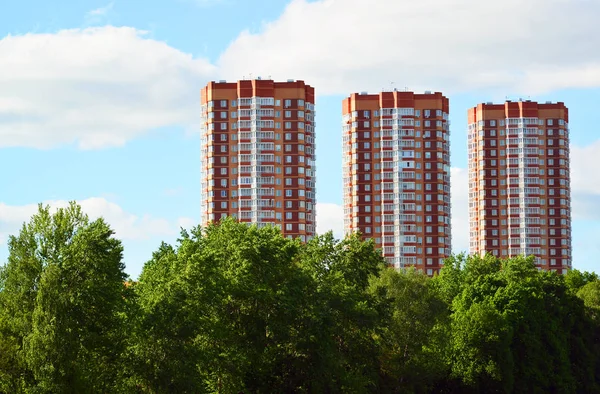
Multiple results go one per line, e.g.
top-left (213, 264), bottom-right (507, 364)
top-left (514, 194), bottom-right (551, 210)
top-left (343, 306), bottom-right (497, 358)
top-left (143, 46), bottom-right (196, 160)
top-left (570, 139), bottom-right (600, 197)
top-left (571, 195), bottom-right (600, 221)
top-left (177, 216), bottom-right (197, 231)
top-left (0, 197), bottom-right (194, 246)
top-left (316, 202), bottom-right (344, 239)
top-left (86, 2), bottom-right (114, 17)
top-left (218, 0), bottom-right (600, 96)
top-left (0, 26), bottom-right (216, 149)
top-left (572, 222), bottom-right (600, 273)
top-left (450, 167), bottom-right (469, 254)
top-left (569, 139), bottom-right (600, 220)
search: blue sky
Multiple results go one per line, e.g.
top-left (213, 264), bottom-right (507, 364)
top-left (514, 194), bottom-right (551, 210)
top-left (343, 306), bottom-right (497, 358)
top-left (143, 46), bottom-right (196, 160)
top-left (1, 0), bottom-right (599, 278)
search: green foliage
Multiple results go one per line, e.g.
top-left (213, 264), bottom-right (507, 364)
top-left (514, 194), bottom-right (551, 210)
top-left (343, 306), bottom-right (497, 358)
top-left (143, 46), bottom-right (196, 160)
top-left (0, 203), bottom-right (128, 393)
top-left (295, 232), bottom-right (386, 393)
top-left (577, 280), bottom-right (600, 320)
top-left (1, 208), bottom-right (599, 393)
top-left (565, 269), bottom-right (599, 293)
top-left (435, 254), bottom-right (600, 393)
top-left (369, 268), bottom-right (449, 393)
top-left (128, 221), bottom-right (387, 393)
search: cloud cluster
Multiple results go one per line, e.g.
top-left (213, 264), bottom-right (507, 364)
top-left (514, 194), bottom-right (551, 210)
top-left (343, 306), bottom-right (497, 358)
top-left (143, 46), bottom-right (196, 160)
top-left (315, 202), bottom-right (344, 239)
top-left (569, 140), bottom-right (600, 221)
top-left (571, 140), bottom-right (600, 197)
top-left (0, 26), bottom-right (216, 149)
top-left (0, 197), bottom-right (195, 246)
top-left (2, 0), bottom-right (600, 150)
top-left (217, 0), bottom-right (600, 96)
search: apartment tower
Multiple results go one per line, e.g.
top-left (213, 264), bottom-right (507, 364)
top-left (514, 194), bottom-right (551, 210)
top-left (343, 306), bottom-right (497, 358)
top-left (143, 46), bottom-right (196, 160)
top-left (467, 100), bottom-right (571, 273)
top-left (342, 90), bottom-right (452, 275)
top-left (200, 79), bottom-right (317, 241)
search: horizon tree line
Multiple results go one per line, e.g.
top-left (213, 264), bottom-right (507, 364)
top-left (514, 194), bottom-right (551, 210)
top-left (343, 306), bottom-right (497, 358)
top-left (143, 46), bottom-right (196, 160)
top-left (0, 203), bottom-right (598, 393)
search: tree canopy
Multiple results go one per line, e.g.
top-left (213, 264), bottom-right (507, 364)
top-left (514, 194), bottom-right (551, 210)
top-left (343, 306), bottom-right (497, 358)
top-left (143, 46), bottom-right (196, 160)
top-left (0, 203), bottom-right (599, 393)
top-left (0, 203), bottom-right (128, 393)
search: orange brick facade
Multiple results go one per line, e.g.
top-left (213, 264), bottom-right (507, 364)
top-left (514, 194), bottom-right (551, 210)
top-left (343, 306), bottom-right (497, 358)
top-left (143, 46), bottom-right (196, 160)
top-left (467, 100), bottom-right (572, 273)
top-left (200, 79), bottom-right (316, 241)
top-left (342, 91), bottom-right (452, 275)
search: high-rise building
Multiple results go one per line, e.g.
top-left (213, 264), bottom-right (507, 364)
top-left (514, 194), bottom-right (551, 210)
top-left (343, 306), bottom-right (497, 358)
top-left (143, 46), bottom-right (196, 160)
top-left (200, 79), bottom-right (317, 241)
top-left (467, 100), bottom-right (571, 273)
top-left (342, 90), bottom-right (452, 275)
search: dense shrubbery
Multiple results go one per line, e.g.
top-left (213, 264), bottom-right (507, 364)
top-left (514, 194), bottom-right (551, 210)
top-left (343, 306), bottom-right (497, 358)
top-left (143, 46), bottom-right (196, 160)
top-left (1, 204), bottom-right (599, 393)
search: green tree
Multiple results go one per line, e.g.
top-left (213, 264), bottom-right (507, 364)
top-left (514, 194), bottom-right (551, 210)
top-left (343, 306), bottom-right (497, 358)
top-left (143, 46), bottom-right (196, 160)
top-left (131, 221), bottom-right (388, 393)
top-left (447, 265), bottom-right (513, 391)
top-left (565, 269), bottom-right (598, 294)
top-left (437, 254), bottom-right (600, 393)
top-left (0, 203), bottom-right (128, 393)
top-left (369, 268), bottom-right (449, 393)
top-left (577, 280), bottom-right (600, 320)
top-left (131, 219), bottom-right (311, 392)
top-left (127, 239), bottom-right (207, 393)
top-left (294, 232), bottom-right (387, 393)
